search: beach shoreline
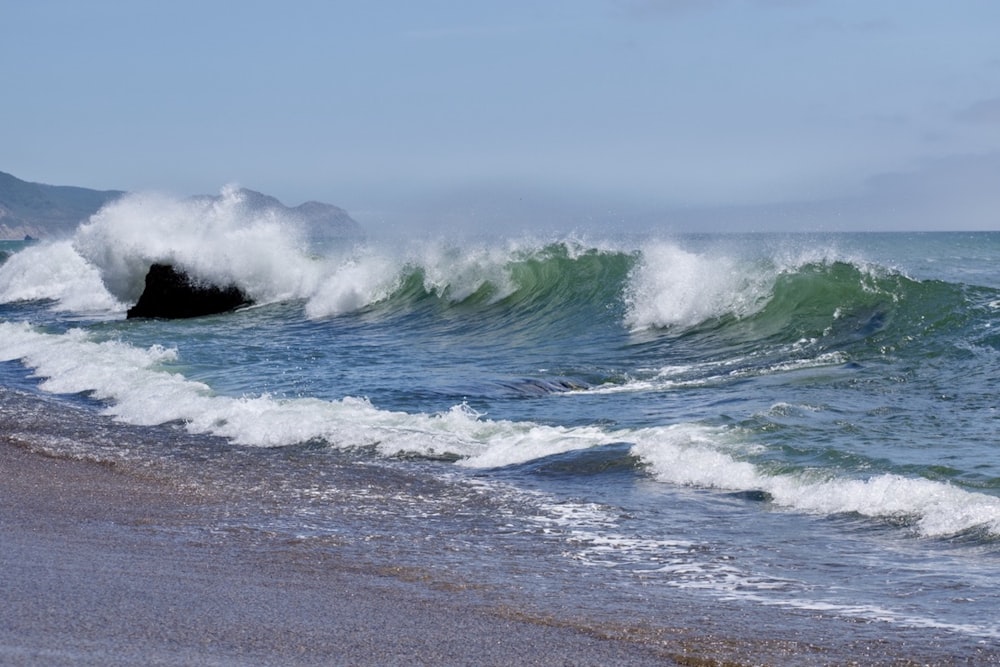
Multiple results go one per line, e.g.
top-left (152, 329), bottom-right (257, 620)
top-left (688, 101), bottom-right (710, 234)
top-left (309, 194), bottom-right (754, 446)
top-left (1, 390), bottom-right (997, 666)
top-left (1, 437), bottom-right (696, 666)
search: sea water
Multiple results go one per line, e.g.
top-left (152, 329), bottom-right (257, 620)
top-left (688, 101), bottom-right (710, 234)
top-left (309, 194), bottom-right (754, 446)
top-left (1, 188), bottom-right (998, 657)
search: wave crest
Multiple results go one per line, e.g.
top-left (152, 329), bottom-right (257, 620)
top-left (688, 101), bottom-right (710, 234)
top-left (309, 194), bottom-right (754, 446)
top-left (73, 186), bottom-right (319, 305)
top-left (304, 239), bottom-right (633, 321)
top-left (0, 240), bottom-right (124, 312)
top-left (624, 242), bottom-right (771, 331)
top-left (632, 430), bottom-right (1000, 538)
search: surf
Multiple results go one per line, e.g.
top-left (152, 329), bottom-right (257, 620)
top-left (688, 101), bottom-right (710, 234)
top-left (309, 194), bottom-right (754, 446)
top-left (2, 319), bottom-right (999, 541)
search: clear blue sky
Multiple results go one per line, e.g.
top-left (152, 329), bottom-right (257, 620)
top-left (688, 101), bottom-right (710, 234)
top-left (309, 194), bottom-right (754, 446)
top-left (4, 0), bottom-right (1000, 231)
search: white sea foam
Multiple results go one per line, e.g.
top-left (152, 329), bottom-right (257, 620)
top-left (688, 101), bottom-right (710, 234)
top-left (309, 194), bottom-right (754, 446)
top-left (304, 251), bottom-right (403, 318)
top-left (0, 187), bottom-right (330, 312)
top-left (413, 240), bottom-right (517, 303)
top-left (0, 189), bottom-right (581, 318)
top-left (302, 240), bottom-right (518, 318)
top-left (739, 593), bottom-right (1000, 639)
top-left (620, 239), bottom-right (898, 333)
top-left (623, 242), bottom-right (772, 331)
top-left (303, 236), bottom-right (619, 319)
top-left (0, 322), bottom-right (702, 470)
top-left (631, 430), bottom-right (1000, 538)
top-left (73, 187), bottom-right (321, 305)
top-left (3, 321), bottom-right (999, 539)
top-left (0, 240), bottom-right (123, 312)
top-left (0, 322), bottom-right (612, 462)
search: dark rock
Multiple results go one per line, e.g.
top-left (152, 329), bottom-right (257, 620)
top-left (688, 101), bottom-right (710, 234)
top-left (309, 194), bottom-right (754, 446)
top-left (126, 264), bottom-right (252, 319)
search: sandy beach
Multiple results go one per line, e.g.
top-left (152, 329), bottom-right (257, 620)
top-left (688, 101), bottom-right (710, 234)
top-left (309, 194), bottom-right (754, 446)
top-left (1, 437), bottom-right (703, 666)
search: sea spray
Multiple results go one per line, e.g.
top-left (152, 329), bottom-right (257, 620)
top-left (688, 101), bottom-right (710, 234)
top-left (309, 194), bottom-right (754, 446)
top-left (0, 240), bottom-right (123, 312)
top-left (623, 242), bottom-right (772, 331)
top-left (72, 186), bottom-right (322, 305)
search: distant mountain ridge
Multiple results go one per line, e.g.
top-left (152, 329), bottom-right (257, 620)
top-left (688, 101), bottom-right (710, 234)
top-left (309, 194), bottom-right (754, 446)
top-left (0, 171), bottom-right (125, 239)
top-left (188, 187), bottom-right (363, 242)
top-left (0, 170), bottom-right (362, 241)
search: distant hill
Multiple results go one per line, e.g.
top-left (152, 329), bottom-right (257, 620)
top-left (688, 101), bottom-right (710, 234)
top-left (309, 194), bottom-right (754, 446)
top-left (0, 171), bottom-right (125, 239)
top-left (188, 188), bottom-right (364, 243)
top-left (0, 171), bottom-right (363, 241)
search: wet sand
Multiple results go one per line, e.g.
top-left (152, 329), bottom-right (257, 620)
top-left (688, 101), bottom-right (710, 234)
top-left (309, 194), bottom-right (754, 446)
top-left (4, 431), bottom-right (997, 666)
top-left (0, 438), bottom-right (691, 666)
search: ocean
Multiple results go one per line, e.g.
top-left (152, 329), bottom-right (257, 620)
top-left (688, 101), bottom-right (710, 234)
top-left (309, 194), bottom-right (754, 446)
top-left (1, 188), bottom-right (998, 660)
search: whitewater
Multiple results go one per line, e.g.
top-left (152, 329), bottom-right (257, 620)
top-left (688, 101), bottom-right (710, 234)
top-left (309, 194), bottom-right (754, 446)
top-left (1, 187), bottom-right (999, 659)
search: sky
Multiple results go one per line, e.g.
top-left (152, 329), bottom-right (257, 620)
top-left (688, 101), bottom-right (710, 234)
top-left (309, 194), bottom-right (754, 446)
top-left (3, 0), bottom-right (1000, 232)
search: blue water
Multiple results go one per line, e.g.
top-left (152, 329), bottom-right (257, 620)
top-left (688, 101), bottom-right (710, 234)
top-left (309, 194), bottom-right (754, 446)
top-left (1, 189), bottom-right (999, 659)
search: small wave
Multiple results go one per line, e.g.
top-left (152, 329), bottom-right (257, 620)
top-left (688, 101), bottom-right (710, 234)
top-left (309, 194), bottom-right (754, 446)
top-left (582, 350), bottom-right (851, 395)
top-left (631, 432), bottom-right (1000, 538)
top-left (3, 321), bottom-right (997, 540)
top-left (493, 377), bottom-right (591, 397)
top-left (0, 322), bottom-right (611, 461)
top-left (746, 260), bottom-right (910, 344)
